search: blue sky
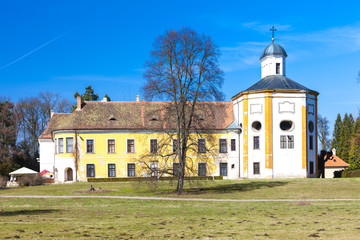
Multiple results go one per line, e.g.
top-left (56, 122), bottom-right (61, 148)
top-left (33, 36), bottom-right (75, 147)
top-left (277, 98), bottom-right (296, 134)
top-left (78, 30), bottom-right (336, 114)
top-left (1, 0), bottom-right (360, 130)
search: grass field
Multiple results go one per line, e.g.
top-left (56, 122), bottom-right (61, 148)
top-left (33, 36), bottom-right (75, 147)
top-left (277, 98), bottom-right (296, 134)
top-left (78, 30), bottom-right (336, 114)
top-left (1, 179), bottom-right (360, 239)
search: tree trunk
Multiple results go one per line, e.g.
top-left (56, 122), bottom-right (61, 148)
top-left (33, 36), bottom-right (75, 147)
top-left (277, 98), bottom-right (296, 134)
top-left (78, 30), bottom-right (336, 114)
top-left (176, 174), bottom-right (184, 193)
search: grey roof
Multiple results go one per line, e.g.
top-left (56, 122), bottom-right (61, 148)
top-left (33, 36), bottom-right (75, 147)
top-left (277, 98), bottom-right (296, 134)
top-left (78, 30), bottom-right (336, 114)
top-left (245, 75), bottom-right (315, 92)
top-left (260, 42), bottom-right (287, 59)
top-left (226, 120), bottom-right (241, 130)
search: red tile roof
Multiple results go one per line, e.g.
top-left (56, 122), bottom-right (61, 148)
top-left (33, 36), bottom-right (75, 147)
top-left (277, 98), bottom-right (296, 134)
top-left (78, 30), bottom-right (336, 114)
top-left (325, 155), bottom-right (350, 168)
top-left (39, 101), bottom-right (234, 139)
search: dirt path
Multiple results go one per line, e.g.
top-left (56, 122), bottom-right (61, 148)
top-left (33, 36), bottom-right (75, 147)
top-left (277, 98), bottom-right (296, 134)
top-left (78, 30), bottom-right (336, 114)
top-left (1, 195), bottom-right (360, 202)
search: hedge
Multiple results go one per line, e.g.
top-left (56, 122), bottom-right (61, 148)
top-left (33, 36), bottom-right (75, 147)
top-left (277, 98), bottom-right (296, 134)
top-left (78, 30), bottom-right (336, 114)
top-left (88, 176), bottom-right (223, 182)
top-left (341, 169), bottom-right (360, 178)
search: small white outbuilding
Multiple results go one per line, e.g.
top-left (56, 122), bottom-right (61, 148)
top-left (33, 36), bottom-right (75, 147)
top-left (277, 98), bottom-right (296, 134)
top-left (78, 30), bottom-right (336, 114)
top-left (9, 167), bottom-right (38, 182)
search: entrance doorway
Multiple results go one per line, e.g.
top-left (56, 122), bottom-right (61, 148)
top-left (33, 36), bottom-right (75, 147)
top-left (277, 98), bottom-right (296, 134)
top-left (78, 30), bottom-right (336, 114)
top-left (65, 168), bottom-right (73, 181)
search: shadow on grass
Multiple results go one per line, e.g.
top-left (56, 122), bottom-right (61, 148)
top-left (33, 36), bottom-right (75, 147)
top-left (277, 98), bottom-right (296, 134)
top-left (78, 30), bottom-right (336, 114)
top-left (185, 181), bottom-right (289, 194)
top-left (0, 209), bottom-right (60, 216)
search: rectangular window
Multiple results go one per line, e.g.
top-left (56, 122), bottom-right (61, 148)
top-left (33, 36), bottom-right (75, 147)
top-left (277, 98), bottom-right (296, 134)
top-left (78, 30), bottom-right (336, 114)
top-left (107, 139), bottom-right (115, 153)
top-left (173, 163), bottom-right (180, 177)
top-left (253, 162), bottom-right (260, 175)
top-left (58, 138), bottom-right (64, 153)
top-left (173, 139), bottom-right (178, 154)
top-left (309, 135), bottom-right (313, 150)
top-left (219, 139), bottom-right (227, 153)
top-left (288, 135), bottom-right (294, 149)
top-left (281, 135), bottom-right (294, 149)
top-left (150, 162), bottom-right (158, 177)
top-left (280, 135), bottom-right (287, 149)
top-left (86, 139), bottom-right (94, 153)
top-left (220, 163), bottom-right (228, 176)
top-left (66, 137), bottom-right (74, 153)
top-left (108, 163), bottom-right (116, 177)
top-left (127, 139), bottom-right (135, 153)
top-left (55, 139), bottom-right (58, 154)
top-left (198, 139), bottom-right (206, 153)
top-left (86, 164), bottom-right (95, 177)
top-left (198, 163), bottom-right (206, 176)
top-left (253, 136), bottom-right (260, 149)
top-left (150, 139), bottom-right (158, 153)
top-left (310, 162), bottom-right (314, 174)
top-left (128, 163), bottom-right (135, 177)
top-left (276, 63), bottom-right (280, 74)
top-left (231, 139), bottom-right (236, 151)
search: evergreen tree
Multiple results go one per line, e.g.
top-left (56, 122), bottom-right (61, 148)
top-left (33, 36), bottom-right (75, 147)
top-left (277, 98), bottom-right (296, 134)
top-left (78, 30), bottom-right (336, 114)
top-left (331, 113), bottom-right (342, 152)
top-left (104, 94), bottom-right (111, 101)
top-left (348, 114), bottom-right (360, 169)
top-left (338, 113), bottom-right (354, 162)
top-left (0, 100), bottom-right (18, 176)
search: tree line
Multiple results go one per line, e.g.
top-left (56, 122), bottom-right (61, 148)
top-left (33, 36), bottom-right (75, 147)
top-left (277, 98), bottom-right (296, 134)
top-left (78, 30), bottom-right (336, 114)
top-left (318, 112), bottom-right (360, 169)
top-left (0, 86), bottom-right (104, 176)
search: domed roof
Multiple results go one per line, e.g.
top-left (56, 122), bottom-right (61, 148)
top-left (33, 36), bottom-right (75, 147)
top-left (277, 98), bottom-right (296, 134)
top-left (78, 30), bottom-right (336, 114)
top-left (260, 42), bottom-right (287, 59)
top-left (245, 75), bottom-right (313, 92)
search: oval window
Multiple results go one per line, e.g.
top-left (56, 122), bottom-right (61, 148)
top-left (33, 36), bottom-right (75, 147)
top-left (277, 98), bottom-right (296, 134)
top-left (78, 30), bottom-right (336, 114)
top-left (308, 121), bottom-right (314, 133)
top-left (252, 121), bottom-right (262, 131)
top-left (280, 120), bottom-right (293, 131)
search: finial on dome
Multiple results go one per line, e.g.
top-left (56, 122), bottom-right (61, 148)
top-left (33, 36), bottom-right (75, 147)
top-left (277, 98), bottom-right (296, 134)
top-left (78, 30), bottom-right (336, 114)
top-left (270, 26), bottom-right (277, 42)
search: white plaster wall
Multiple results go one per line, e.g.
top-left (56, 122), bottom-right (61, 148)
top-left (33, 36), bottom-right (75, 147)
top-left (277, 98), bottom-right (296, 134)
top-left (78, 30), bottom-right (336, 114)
top-left (54, 157), bottom-right (76, 182)
top-left (246, 94), bottom-right (267, 178)
top-left (325, 167), bottom-right (346, 178)
top-left (261, 56), bottom-right (286, 78)
top-left (272, 93), bottom-right (306, 178)
top-left (233, 97), bottom-right (244, 178)
top-left (39, 139), bottom-right (55, 173)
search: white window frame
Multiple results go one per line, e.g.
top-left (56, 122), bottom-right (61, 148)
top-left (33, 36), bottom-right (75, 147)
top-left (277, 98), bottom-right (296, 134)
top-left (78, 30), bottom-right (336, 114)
top-left (65, 137), bottom-right (74, 153)
top-left (219, 138), bottom-right (227, 153)
top-left (58, 138), bottom-right (64, 154)
top-left (127, 162), bottom-right (136, 177)
top-left (107, 163), bottom-right (116, 177)
top-left (198, 138), bottom-right (206, 153)
top-left (149, 139), bottom-right (158, 154)
top-left (86, 139), bottom-right (95, 154)
top-left (107, 138), bottom-right (116, 154)
top-left (198, 162), bottom-right (207, 176)
top-left (127, 139), bottom-right (135, 153)
top-left (253, 136), bottom-right (260, 150)
top-left (86, 163), bottom-right (95, 178)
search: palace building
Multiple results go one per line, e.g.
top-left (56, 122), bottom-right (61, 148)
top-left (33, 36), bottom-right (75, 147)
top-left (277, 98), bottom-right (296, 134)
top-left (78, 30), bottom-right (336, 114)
top-left (39, 37), bottom-right (318, 182)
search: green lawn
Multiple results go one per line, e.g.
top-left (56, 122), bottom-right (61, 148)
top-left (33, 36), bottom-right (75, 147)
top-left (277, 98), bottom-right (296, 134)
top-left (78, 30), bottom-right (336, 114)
top-left (1, 179), bottom-right (360, 239)
top-left (1, 178), bottom-right (360, 199)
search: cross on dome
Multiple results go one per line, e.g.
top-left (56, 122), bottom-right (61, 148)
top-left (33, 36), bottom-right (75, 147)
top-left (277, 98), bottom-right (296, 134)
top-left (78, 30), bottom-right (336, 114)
top-left (270, 26), bottom-right (277, 42)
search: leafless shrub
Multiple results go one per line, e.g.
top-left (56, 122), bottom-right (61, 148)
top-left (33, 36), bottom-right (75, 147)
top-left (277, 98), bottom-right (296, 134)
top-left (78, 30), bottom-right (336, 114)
top-left (18, 174), bottom-right (45, 187)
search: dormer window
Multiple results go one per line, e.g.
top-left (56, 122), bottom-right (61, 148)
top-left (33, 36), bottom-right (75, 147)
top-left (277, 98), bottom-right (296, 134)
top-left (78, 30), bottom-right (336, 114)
top-left (109, 115), bottom-right (117, 121)
top-left (276, 63), bottom-right (280, 74)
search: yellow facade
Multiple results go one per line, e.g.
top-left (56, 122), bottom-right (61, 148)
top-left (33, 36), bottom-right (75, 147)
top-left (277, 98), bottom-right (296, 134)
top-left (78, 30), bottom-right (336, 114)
top-left (264, 92), bottom-right (273, 169)
top-left (242, 95), bottom-right (248, 177)
top-left (54, 131), bottom-right (233, 180)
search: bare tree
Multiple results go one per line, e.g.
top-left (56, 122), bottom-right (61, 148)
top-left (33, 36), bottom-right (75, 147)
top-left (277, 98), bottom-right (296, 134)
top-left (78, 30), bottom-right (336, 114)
top-left (318, 114), bottom-right (331, 151)
top-left (16, 92), bottom-right (72, 168)
top-left (142, 27), bottom-right (224, 193)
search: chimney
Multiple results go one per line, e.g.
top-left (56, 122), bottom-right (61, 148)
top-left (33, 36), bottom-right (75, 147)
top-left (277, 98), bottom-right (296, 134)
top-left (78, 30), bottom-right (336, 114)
top-left (76, 96), bottom-right (81, 111)
top-left (50, 109), bottom-right (54, 118)
top-left (136, 95), bottom-right (140, 102)
top-left (332, 148), bottom-right (336, 156)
